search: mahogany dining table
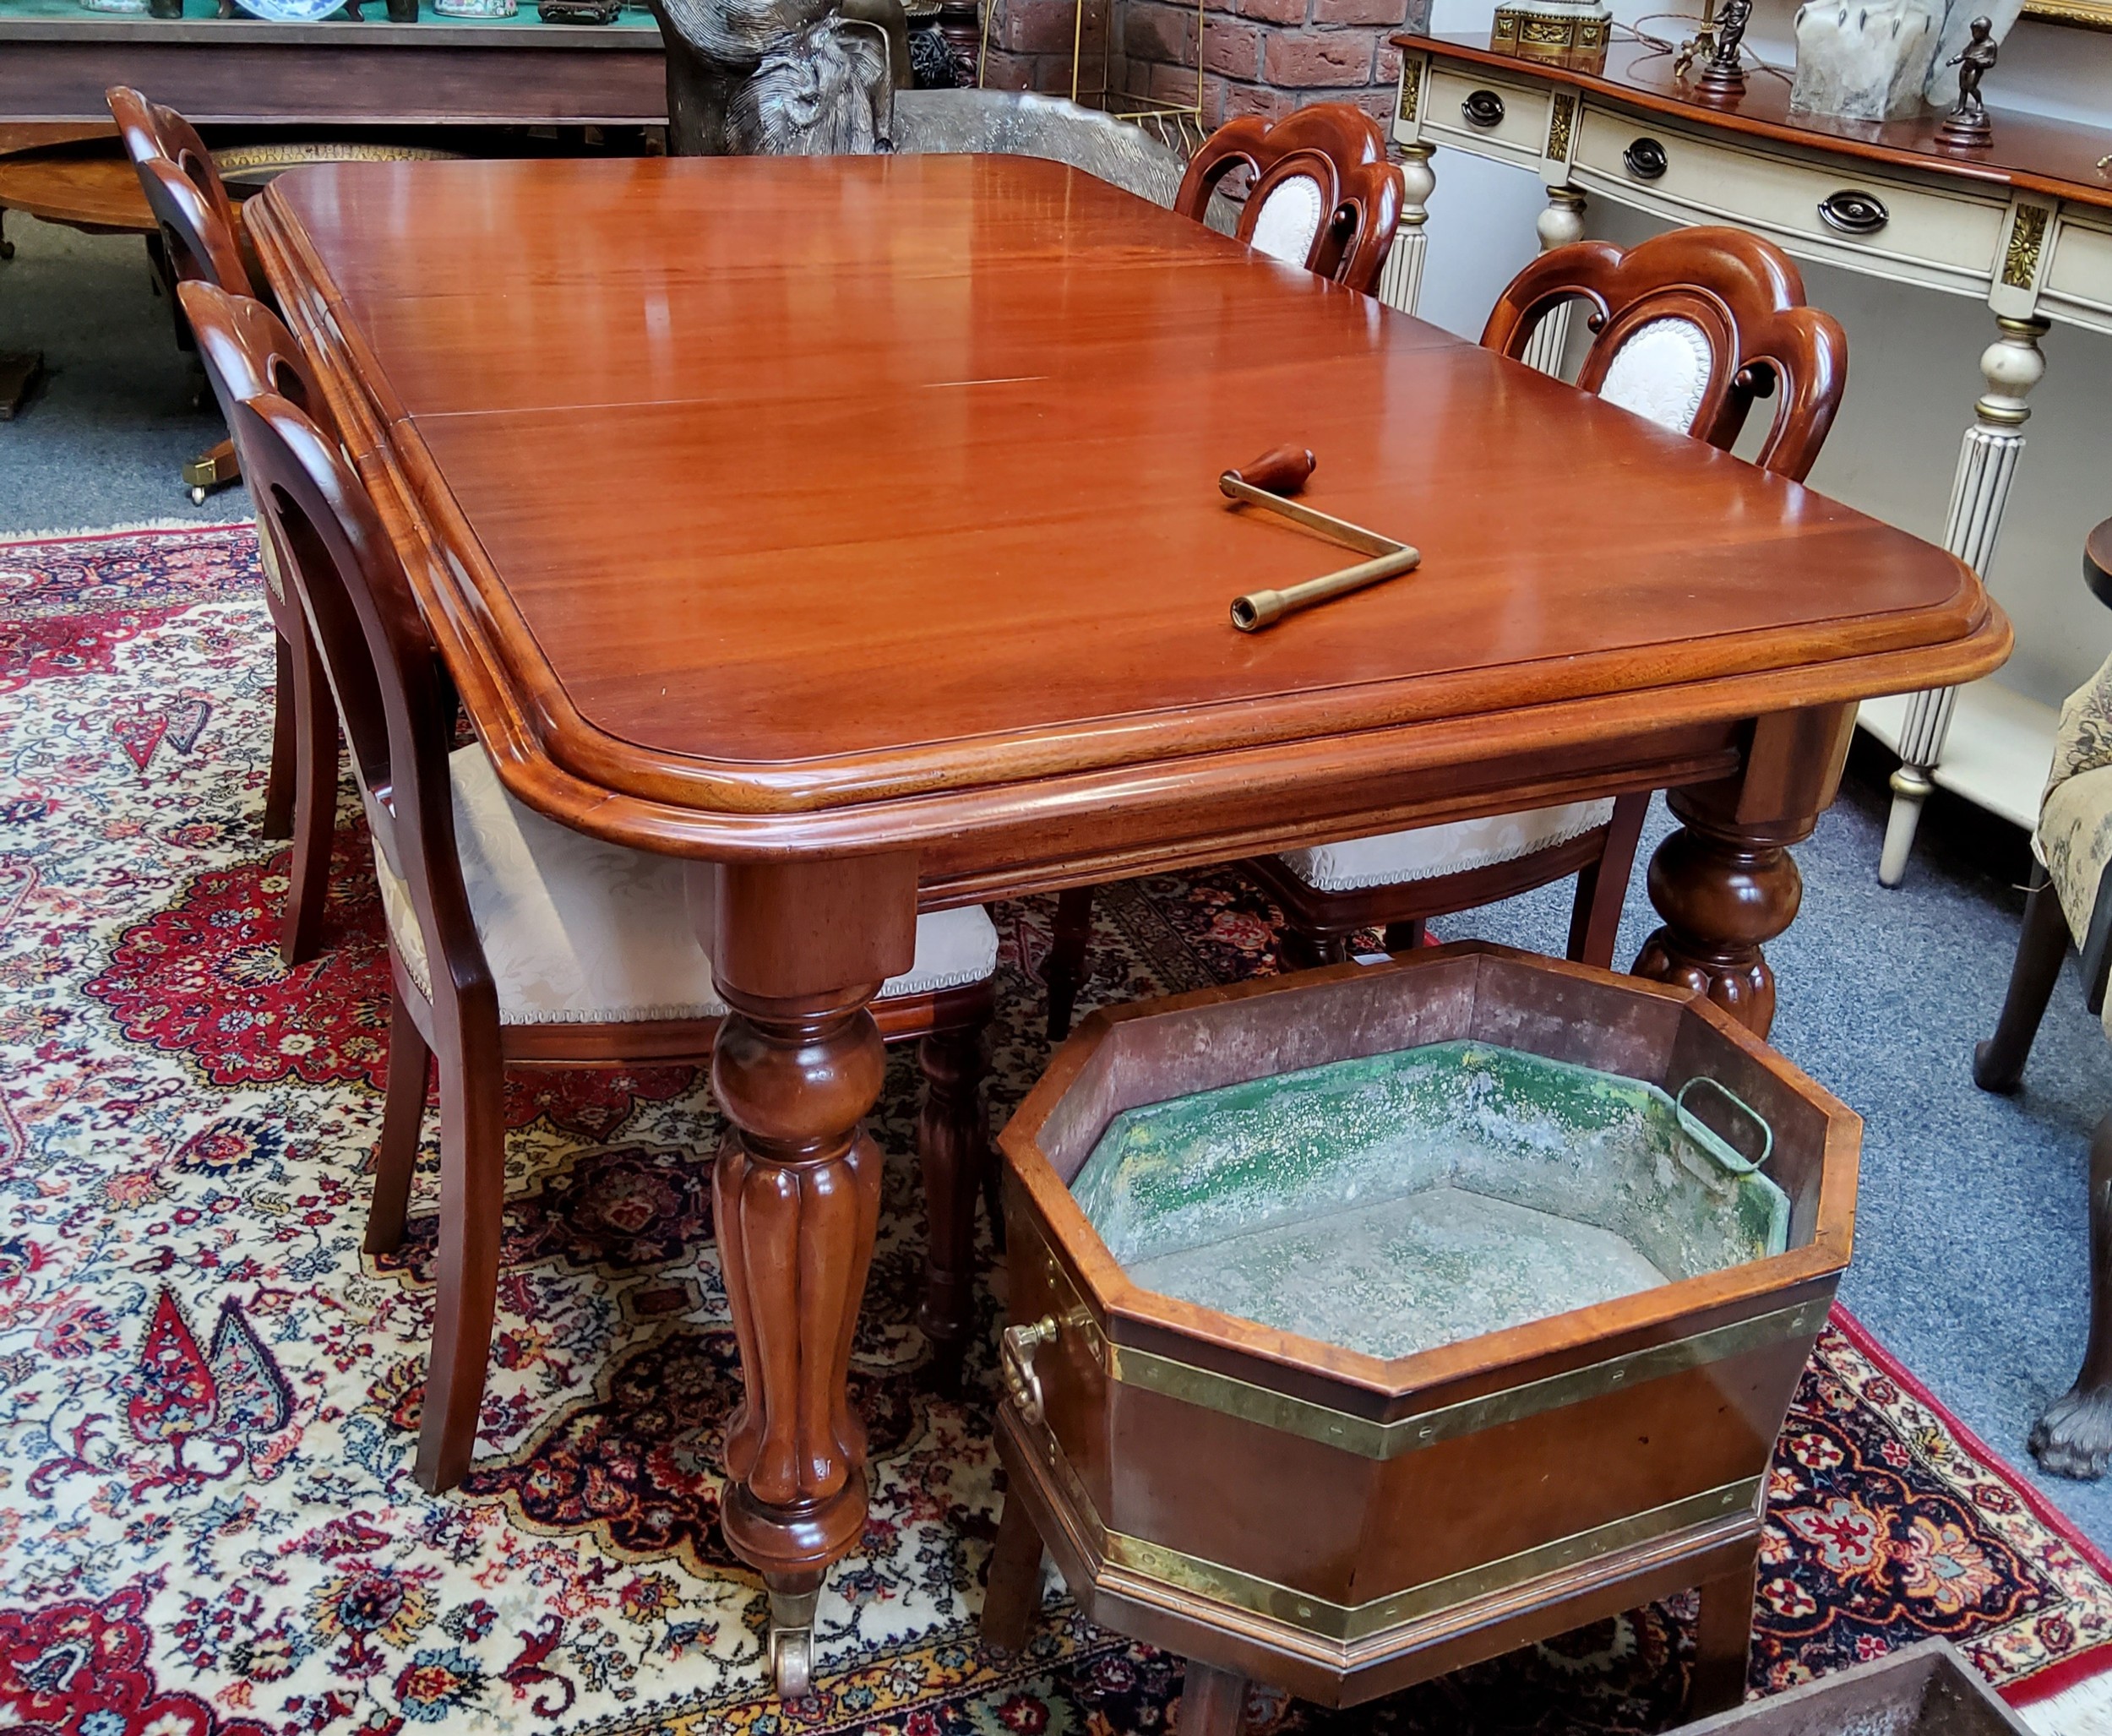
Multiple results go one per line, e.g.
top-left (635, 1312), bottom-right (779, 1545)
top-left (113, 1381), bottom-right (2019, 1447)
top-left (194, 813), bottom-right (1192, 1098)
top-left (245, 151), bottom-right (2008, 1696)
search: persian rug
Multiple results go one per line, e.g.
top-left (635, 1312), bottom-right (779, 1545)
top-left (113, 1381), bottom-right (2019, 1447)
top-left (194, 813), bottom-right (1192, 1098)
top-left (3, 523), bottom-right (2112, 1736)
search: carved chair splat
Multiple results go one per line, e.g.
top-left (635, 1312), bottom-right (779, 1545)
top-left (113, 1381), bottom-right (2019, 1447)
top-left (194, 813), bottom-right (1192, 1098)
top-left (1174, 103), bottom-right (1405, 297)
top-left (193, 284), bottom-right (1001, 1494)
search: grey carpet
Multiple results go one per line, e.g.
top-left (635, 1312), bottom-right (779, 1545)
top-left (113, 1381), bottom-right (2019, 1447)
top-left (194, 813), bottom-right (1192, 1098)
top-left (5, 210), bottom-right (2109, 1551)
top-left (0, 215), bottom-right (252, 533)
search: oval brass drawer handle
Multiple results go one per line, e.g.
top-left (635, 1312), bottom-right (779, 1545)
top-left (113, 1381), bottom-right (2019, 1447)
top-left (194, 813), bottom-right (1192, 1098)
top-left (1623, 136), bottom-right (1668, 180)
top-left (1817, 189), bottom-right (1888, 235)
top-left (1462, 89), bottom-right (1505, 128)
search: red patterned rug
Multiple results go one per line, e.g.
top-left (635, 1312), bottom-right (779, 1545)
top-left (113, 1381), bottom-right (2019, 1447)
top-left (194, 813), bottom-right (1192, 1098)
top-left (0, 524), bottom-right (2109, 1736)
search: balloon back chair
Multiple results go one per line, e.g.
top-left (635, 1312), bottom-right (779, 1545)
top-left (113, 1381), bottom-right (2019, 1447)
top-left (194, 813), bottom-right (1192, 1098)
top-left (1174, 102), bottom-right (1404, 295)
top-left (1043, 225), bottom-right (1848, 1038)
top-left (107, 86), bottom-right (253, 501)
top-left (191, 283), bottom-right (1002, 1494)
top-left (177, 284), bottom-right (341, 967)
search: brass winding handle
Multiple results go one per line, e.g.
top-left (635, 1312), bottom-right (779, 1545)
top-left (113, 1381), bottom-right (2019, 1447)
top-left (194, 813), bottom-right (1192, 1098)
top-left (1001, 1316), bottom-right (1059, 1425)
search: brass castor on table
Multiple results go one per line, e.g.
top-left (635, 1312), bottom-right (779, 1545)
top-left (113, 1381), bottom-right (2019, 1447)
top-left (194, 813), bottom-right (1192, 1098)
top-left (767, 1587), bottom-right (817, 1700)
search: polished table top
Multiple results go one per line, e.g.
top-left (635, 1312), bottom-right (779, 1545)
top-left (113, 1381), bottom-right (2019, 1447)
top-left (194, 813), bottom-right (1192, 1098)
top-left (249, 153), bottom-right (2006, 882)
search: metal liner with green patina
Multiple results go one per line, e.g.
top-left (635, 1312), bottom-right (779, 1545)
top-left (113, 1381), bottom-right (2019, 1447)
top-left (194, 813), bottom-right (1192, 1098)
top-left (1070, 1039), bottom-right (1791, 1364)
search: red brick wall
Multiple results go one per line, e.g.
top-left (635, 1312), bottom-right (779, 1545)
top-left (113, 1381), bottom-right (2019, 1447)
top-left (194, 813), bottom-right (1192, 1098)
top-left (980, 0), bottom-right (1428, 131)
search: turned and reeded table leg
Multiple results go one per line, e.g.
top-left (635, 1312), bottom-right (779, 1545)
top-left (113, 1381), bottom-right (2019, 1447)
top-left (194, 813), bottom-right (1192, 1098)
top-left (1633, 707), bottom-right (1852, 1039)
top-left (694, 854), bottom-right (921, 1700)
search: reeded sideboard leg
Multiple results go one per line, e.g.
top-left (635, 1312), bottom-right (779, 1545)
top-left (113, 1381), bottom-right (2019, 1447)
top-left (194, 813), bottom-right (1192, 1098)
top-left (693, 855), bottom-right (921, 1701)
top-left (1880, 312), bottom-right (2049, 887)
top-left (1520, 186), bottom-right (1588, 376)
top-left (1376, 143), bottom-right (1434, 315)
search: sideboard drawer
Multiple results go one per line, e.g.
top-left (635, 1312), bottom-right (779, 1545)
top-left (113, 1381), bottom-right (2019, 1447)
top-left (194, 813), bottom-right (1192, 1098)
top-left (1421, 64), bottom-right (1551, 167)
top-left (2043, 211), bottom-right (2112, 335)
top-left (1571, 107), bottom-right (2008, 295)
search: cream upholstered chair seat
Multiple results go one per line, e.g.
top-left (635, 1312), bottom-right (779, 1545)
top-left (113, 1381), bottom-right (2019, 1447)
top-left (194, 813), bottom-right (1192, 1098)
top-left (1279, 800), bottom-right (1617, 892)
top-left (376, 745), bottom-right (998, 1024)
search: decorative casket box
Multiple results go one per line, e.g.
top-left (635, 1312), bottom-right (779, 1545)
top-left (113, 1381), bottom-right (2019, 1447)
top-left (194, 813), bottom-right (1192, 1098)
top-left (987, 943), bottom-right (1859, 1711)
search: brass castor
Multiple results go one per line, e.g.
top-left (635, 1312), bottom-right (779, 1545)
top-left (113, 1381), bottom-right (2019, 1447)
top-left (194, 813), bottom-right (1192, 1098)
top-left (767, 1586), bottom-right (818, 1700)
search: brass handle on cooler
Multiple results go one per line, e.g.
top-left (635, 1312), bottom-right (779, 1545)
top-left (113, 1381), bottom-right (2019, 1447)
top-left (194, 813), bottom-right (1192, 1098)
top-left (1002, 1316), bottom-right (1060, 1425)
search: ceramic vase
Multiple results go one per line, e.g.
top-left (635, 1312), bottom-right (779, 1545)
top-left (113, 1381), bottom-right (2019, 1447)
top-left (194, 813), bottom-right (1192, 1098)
top-left (1789, 0), bottom-right (1944, 120)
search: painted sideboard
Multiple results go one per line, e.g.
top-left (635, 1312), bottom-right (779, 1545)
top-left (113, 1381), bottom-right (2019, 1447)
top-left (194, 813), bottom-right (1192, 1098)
top-left (1385, 31), bottom-right (2112, 884)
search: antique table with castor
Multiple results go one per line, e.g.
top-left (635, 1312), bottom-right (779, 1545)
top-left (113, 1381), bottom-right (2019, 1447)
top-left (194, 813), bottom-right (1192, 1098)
top-left (982, 943), bottom-right (1860, 1729)
top-left (245, 151), bottom-right (2006, 1698)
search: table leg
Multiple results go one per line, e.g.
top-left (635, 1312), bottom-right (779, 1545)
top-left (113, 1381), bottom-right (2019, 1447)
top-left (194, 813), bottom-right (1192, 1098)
top-left (694, 853), bottom-right (922, 1701)
top-left (1634, 706), bottom-right (1852, 1039)
top-left (1878, 313), bottom-right (2049, 887)
top-left (1375, 143), bottom-right (1434, 315)
top-left (1520, 186), bottom-right (1587, 377)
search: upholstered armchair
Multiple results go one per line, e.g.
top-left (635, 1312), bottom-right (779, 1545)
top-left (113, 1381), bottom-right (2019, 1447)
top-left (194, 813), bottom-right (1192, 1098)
top-left (1976, 516), bottom-right (2112, 1478)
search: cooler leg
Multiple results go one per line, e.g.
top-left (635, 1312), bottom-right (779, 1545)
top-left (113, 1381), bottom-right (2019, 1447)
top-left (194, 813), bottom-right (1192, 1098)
top-left (1179, 1662), bottom-right (1253, 1736)
top-left (1690, 1546), bottom-right (1757, 1717)
top-left (980, 1493), bottom-right (1048, 1651)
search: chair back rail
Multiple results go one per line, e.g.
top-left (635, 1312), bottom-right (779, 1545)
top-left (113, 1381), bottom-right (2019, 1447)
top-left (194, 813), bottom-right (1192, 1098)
top-left (107, 85), bottom-right (253, 297)
top-left (1175, 104), bottom-right (1404, 297)
top-left (1481, 226), bottom-right (1847, 482)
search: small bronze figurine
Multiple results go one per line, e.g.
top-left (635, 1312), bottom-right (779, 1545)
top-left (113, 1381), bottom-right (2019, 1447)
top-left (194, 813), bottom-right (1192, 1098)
top-left (1697, 0), bottom-right (1750, 95)
top-left (1936, 16), bottom-right (1996, 150)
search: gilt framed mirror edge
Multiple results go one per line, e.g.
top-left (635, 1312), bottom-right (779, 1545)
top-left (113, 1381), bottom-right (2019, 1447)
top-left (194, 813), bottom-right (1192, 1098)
top-left (2022, 0), bottom-right (2112, 33)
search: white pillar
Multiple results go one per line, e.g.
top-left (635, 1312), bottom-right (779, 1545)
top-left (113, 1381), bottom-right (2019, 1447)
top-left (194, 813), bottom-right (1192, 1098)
top-left (1519, 186), bottom-right (1587, 376)
top-left (1877, 313), bottom-right (2049, 886)
top-left (1376, 143), bottom-right (1434, 316)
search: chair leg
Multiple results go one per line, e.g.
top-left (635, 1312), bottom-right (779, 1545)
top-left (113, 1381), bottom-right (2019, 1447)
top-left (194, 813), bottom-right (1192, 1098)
top-left (2031, 1108), bottom-right (2112, 1479)
top-left (413, 1015), bottom-right (508, 1494)
top-left (980, 1492), bottom-right (1047, 1651)
top-left (1383, 919), bottom-right (1424, 952)
top-left (280, 623), bottom-right (339, 968)
top-left (1975, 872), bottom-right (2072, 1093)
top-left (1689, 1544), bottom-right (1757, 1717)
top-left (262, 631), bottom-right (296, 842)
top-left (1567, 792), bottom-right (1650, 970)
top-left (1044, 886), bottom-right (1095, 1042)
top-left (1280, 925), bottom-right (1352, 969)
top-left (917, 1025), bottom-right (988, 1390)
top-left (367, 996), bottom-right (432, 1256)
